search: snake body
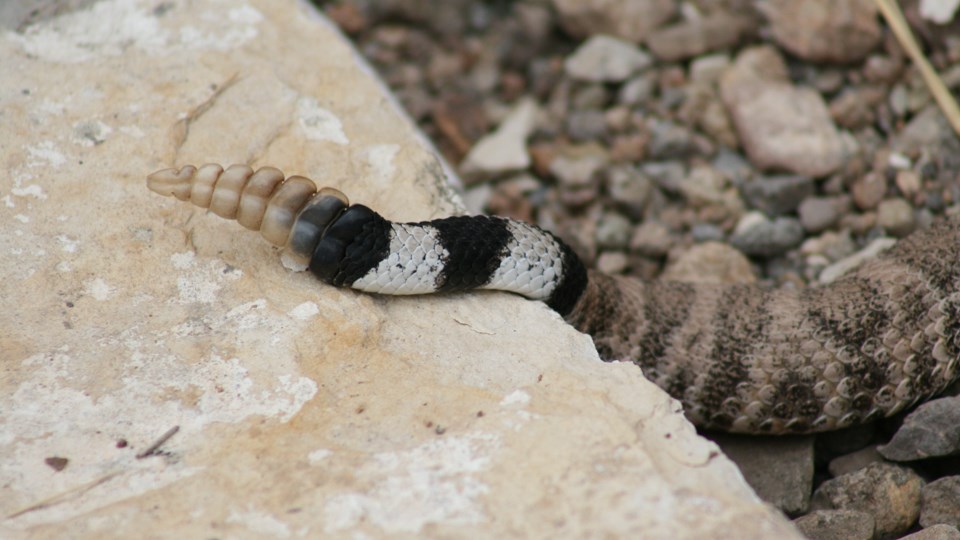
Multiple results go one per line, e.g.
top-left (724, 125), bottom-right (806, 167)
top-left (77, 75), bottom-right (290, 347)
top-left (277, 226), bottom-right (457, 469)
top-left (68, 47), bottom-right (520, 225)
top-left (147, 164), bottom-right (960, 434)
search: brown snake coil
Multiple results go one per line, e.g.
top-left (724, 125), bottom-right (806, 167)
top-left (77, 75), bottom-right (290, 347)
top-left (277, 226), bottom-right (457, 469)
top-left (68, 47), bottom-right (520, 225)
top-left (148, 164), bottom-right (960, 434)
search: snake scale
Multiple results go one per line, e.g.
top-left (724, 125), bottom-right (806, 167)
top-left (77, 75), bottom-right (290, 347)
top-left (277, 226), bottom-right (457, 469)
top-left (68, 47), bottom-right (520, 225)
top-left (147, 164), bottom-right (960, 434)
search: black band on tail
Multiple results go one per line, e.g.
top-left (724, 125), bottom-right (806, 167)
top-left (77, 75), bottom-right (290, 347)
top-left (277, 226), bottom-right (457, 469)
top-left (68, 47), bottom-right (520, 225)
top-left (309, 204), bottom-right (391, 286)
top-left (427, 215), bottom-right (514, 292)
top-left (545, 238), bottom-right (588, 316)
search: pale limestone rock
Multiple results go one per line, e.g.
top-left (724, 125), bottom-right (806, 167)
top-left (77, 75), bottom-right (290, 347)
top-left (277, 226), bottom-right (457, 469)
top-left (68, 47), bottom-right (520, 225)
top-left (0, 1), bottom-right (801, 539)
top-left (460, 97), bottom-right (538, 183)
top-left (564, 34), bottom-right (652, 83)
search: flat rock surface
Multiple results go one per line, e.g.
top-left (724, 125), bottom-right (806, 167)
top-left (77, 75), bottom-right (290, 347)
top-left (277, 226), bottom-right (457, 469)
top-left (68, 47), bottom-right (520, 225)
top-left (0, 1), bottom-right (800, 539)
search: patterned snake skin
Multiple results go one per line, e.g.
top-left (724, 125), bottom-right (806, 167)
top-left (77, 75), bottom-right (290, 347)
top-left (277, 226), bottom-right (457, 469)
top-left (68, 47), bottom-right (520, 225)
top-left (148, 164), bottom-right (960, 434)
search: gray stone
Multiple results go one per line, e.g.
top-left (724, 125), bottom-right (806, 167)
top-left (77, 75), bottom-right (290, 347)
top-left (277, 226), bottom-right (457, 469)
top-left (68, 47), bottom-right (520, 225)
top-left (793, 509), bottom-right (875, 540)
top-left (595, 212), bottom-right (633, 249)
top-left (566, 109), bottom-right (608, 141)
top-left (642, 161), bottom-right (688, 194)
top-left (811, 463), bottom-right (924, 539)
top-left (690, 54), bottom-right (732, 84)
top-left (571, 83), bottom-right (610, 110)
top-left (712, 434), bottom-right (814, 514)
top-left (720, 46), bottom-right (847, 178)
top-left (902, 525), bottom-right (960, 540)
top-left (761, 0), bottom-right (882, 63)
top-left (896, 169), bottom-right (922, 199)
top-left (740, 174), bottom-right (815, 216)
top-left (552, 0), bottom-right (676, 44)
top-left (564, 34), bottom-right (652, 83)
top-left (921, 477), bottom-right (960, 529)
top-left (798, 196), bottom-right (848, 233)
top-left (894, 106), bottom-right (960, 156)
top-left (877, 197), bottom-right (916, 237)
top-left (851, 171), bottom-right (888, 210)
top-left (618, 73), bottom-right (656, 106)
top-left (711, 148), bottom-right (754, 185)
top-left (879, 396), bottom-right (960, 461)
top-left (629, 221), bottom-right (674, 257)
top-left (800, 229), bottom-right (856, 263)
top-left (646, 12), bottom-right (756, 62)
top-left (830, 85), bottom-right (886, 130)
top-left (647, 119), bottom-right (699, 160)
top-left (828, 445), bottom-right (884, 477)
top-left (606, 165), bottom-right (653, 219)
top-left (691, 223), bottom-right (725, 243)
top-left (678, 165), bottom-right (729, 207)
top-left (730, 212), bottom-right (805, 257)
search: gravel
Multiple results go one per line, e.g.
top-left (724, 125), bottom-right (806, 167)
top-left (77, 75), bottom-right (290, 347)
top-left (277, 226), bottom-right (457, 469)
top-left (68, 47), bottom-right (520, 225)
top-left (319, 1), bottom-right (960, 536)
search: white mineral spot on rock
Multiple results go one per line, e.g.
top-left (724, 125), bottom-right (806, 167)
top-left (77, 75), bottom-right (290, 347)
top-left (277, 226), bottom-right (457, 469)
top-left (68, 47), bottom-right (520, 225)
top-left (323, 433), bottom-right (498, 533)
top-left (178, 5), bottom-right (263, 51)
top-left (56, 234), bottom-right (78, 253)
top-left (177, 266), bottom-right (232, 304)
top-left (227, 5), bottom-right (265, 25)
top-left (119, 125), bottom-right (145, 138)
top-left (26, 140), bottom-right (66, 168)
top-left (14, 214), bottom-right (29, 223)
top-left (9, 0), bottom-right (167, 63)
top-left (308, 449), bottom-right (332, 464)
top-left (297, 97), bottom-right (349, 144)
top-left (173, 258), bottom-right (241, 304)
top-left (170, 251), bottom-right (196, 269)
top-left (225, 506), bottom-right (292, 539)
top-left (500, 389), bottom-right (531, 407)
top-left (84, 277), bottom-right (115, 300)
top-left (10, 184), bottom-right (46, 199)
top-left (289, 301), bottom-right (320, 320)
top-left (72, 119), bottom-right (113, 147)
top-left (362, 144), bottom-right (400, 188)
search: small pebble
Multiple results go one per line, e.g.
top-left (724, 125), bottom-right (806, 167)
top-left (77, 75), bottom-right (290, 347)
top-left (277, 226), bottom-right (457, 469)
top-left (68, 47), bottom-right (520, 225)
top-left (811, 463), bottom-right (923, 539)
top-left (798, 196), bottom-right (847, 233)
top-left (596, 251), bottom-right (629, 274)
top-left (730, 212), bottom-right (804, 257)
top-left (920, 476), bottom-right (960, 529)
top-left (793, 509), bottom-right (875, 540)
top-left (595, 212), bottom-right (633, 249)
top-left (629, 221), bottom-right (674, 257)
top-left (879, 396), bottom-right (960, 462)
top-left (606, 165), bottom-right (653, 219)
top-left (876, 197), bottom-right (916, 237)
top-left (564, 35), bottom-right (652, 83)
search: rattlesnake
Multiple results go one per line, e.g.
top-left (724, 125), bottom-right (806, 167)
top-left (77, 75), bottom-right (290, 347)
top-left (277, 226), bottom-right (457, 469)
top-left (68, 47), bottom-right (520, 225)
top-left (147, 163), bottom-right (960, 434)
